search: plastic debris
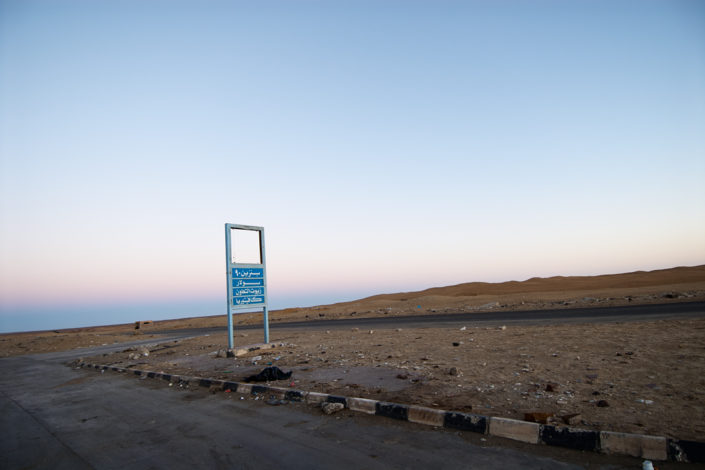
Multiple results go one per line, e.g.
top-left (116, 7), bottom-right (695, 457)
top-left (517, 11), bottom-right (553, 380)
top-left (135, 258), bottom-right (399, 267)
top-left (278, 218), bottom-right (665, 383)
top-left (245, 366), bottom-right (292, 382)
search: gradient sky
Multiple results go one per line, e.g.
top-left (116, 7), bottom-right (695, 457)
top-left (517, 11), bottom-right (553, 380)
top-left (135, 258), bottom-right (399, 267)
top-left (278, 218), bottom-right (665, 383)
top-left (1, 0), bottom-right (704, 332)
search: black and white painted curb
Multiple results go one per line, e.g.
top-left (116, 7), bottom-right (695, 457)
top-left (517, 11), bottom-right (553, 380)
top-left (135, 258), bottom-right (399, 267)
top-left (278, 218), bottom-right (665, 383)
top-left (76, 362), bottom-right (705, 463)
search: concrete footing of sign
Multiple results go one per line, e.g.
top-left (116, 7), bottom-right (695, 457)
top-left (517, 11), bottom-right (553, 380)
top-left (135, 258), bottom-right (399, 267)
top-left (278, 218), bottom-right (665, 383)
top-left (229, 342), bottom-right (286, 357)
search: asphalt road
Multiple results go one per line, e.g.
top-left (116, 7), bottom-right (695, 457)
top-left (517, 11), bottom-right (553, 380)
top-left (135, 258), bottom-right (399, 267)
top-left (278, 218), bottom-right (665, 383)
top-left (149, 300), bottom-right (705, 337)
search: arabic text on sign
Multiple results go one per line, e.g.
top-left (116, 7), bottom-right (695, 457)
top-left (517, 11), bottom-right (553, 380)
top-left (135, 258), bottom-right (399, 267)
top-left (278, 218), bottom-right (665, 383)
top-left (233, 287), bottom-right (264, 296)
top-left (233, 278), bottom-right (264, 288)
top-left (234, 295), bottom-right (265, 305)
top-left (232, 268), bottom-right (263, 279)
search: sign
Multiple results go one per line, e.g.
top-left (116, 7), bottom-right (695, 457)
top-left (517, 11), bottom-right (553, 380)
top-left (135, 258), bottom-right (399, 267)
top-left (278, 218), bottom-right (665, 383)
top-left (225, 224), bottom-right (269, 348)
top-left (231, 268), bottom-right (266, 306)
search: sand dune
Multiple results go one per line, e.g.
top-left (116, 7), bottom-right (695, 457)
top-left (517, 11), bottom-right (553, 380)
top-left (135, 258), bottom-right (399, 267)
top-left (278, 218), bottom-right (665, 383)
top-left (363, 265), bottom-right (705, 301)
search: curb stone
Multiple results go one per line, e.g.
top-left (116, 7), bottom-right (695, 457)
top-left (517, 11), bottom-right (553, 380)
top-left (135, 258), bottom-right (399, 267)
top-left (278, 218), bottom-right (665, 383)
top-left (444, 411), bottom-right (488, 434)
top-left (76, 362), bottom-right (704, 463)
top-left (305, 392), bottom-right (328, 404)
top-left (375, 402), bottom-right (408, 421)
top-left (347, 397), bottom-right (377, 414)
top-left (669, 439), bottom-right (705, 463)
top-left (600, 431), bottom-right (667, 461)
top-left (407, 406), bottom-right (444, 427)
top-left (540, 425), bottom-right (600, 452)
top-left (490, 417), bottom-right (539, 444)
top-left (326, 395), bottom-right (347, 405)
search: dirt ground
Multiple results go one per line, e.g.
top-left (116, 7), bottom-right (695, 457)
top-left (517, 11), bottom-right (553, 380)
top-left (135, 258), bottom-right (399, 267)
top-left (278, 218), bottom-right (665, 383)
top-left (0, 326), bottom-right (140, 358)
top-left (2, 265), bottom-right (705, 442)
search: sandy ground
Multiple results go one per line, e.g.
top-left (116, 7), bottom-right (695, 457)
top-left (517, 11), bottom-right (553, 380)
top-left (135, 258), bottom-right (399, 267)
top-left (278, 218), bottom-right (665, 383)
top-left (0, 326), bottom-right (140, 358)
top-left (2, 265), bottom-right (705, 441)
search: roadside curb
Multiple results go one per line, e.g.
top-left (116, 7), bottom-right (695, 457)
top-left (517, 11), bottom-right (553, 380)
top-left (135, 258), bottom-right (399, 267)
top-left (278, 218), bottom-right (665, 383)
top-left (76, 362), bottom-right (705, 463)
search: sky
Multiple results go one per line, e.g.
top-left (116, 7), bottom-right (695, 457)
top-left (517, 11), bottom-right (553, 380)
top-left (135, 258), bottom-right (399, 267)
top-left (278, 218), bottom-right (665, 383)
top-left (1, 0), bottom-right (704, 333)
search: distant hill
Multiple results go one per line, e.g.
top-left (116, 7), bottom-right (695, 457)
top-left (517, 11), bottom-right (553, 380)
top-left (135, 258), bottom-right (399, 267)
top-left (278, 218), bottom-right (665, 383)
top-left (360, 265), bottom-right (705, 302)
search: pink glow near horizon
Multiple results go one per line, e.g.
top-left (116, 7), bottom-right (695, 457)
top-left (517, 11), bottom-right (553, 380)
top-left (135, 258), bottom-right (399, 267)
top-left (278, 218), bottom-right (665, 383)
top-left (3, 250), bottom-right (701, 311)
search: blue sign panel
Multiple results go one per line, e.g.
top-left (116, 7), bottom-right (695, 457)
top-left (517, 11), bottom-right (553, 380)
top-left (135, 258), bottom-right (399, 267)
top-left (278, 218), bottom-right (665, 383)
top-left (231, 266), bottom-right (265, 308)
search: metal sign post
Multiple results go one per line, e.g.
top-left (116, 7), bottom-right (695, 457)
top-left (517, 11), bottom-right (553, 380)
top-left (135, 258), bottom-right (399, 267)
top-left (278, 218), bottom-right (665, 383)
top-left (225, 223), bottom-right (269, 349)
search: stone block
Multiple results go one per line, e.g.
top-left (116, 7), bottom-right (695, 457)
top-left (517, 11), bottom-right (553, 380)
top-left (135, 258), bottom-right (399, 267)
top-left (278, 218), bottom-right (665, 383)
top-left (669, 439), bottom-right (705, 463)
top-left (236, 383), bottom-right (253, 394)
top-left (600, 431), bottom-right (667, 460)
top-left (322, 402), bottom-right (344, 415)
top-left (306, 392), bottom-right (328, 404)
top-left (347, 397), bottom-right (377, 414)
top-left (285, 390), bottom-right (304, 402)
top-left (326, 395), bottom-right (347, 405)
top-left (408, 406), bottom-right (444, 427)
top-left (222, 381), bottom-right (238, 392)
top-left (540, 425), bottom-right (599, 451)
top-left (265, 387), bottom-right (288, 400)
top-left (490, 417), bottom-right (540, 444)
top-left (443, 412), bottom-right (487, 434)
top-left (375, 402), bottom-right (408, 421)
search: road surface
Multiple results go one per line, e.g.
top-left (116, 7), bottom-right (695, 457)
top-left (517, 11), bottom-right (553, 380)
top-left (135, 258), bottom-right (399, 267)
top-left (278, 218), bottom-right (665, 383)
top-left (150, 300), bottom-right (705, 337)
